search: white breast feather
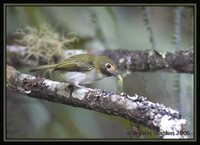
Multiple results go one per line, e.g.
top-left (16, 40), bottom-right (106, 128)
top-left (64, 69), bottom-right (105, 85)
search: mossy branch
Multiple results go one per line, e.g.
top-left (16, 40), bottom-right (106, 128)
top-left (7, 45), bottom-right (193, 74)
top-left (7, 65), bottom-right (188, 139)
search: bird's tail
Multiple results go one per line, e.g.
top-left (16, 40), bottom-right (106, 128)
top-left (30, 64), bottom-right (57, 72)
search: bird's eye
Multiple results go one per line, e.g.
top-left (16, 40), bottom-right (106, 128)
top-left (106, 63), bottom-right (111, 69)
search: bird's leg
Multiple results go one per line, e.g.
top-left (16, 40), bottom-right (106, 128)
top-left (74, 82), bottom-right (93, 91)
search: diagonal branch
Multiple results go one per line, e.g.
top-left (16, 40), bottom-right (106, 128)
top-left (7, 65), bottom-right (188, 139)
top-left (7, 45), bottom-right (193, 74)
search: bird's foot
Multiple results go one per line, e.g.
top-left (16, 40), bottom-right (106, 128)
top-left (69, 83), bottom-right (94, 91)
top-left (76, 85), bottom-right (94, 91)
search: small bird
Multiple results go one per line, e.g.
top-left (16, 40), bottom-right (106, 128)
top-left (30, 54), bottom-right (123, 90)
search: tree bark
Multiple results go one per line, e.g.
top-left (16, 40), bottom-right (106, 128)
top-left (7, 45), bottom-right (193, 74)
top-left (7, 65), bottom-right (188, 139)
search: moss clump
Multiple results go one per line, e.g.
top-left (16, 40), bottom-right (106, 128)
top-left (13, 24), bottom-right (79, 65)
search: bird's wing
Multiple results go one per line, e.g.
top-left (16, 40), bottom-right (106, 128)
top-left (54, 59), bottom-right (93, 72)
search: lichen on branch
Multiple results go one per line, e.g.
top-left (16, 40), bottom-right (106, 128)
top-left (7, 65), bottom-right (188, 139)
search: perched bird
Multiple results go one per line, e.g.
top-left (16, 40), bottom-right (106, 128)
top-left (30, 54), bottom-right (123, 90)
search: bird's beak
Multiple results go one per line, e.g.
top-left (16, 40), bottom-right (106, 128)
top-left (112, 72), bottom-right (124, 93)
top-left (112, 71), bottom-right (119, 77)
top-left (112, 72), bottom-right (123, 81)
top-left (116, 74), bottom-right (123, 83)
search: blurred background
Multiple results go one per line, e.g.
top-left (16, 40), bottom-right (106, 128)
top-left (6, 6), bottom-right (194, 139)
